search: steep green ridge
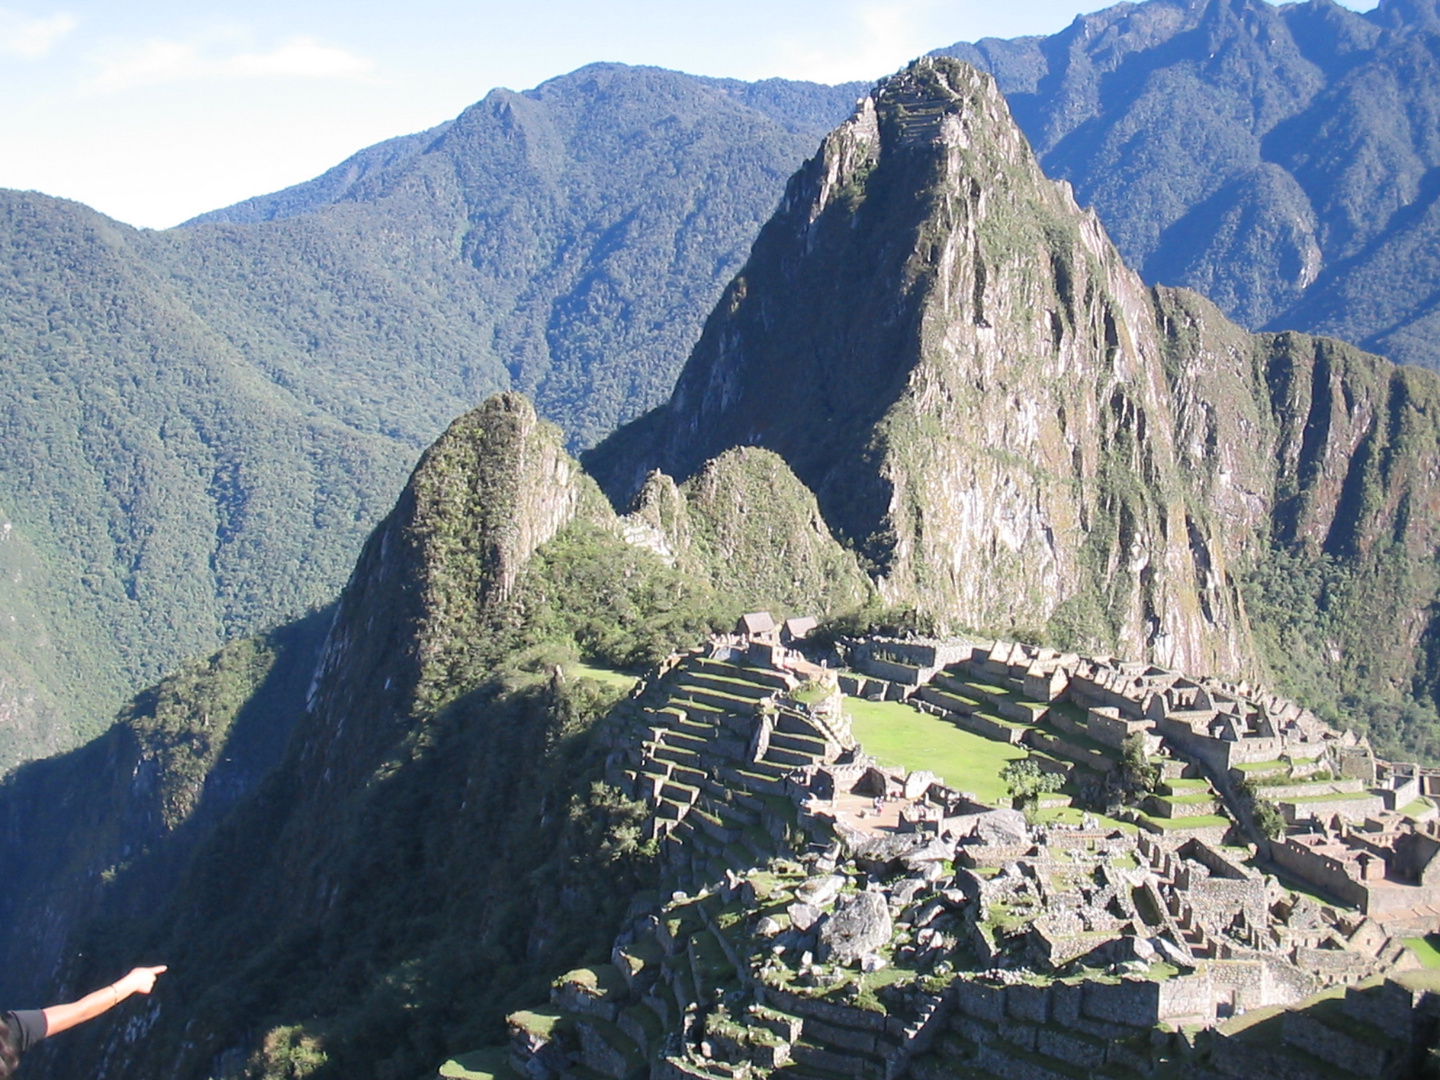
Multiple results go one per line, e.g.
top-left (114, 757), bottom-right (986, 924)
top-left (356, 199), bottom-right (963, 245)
top-left (0, 392), bottom-right (869, 1080)
top-left (588, 56), bottom-right (1440, 741)
top-left (626, 448), bottom-right (874, 618)
top-left (0, 66), bottom-right (861, 769)
top-left (183, 123), bottom-right (454, 226)
top-left (939, 0), bottom-right (1440, 369)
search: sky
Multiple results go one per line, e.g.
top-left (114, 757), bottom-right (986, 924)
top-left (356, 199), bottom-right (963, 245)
top-left (0, 0), bottom-right (1380, 230)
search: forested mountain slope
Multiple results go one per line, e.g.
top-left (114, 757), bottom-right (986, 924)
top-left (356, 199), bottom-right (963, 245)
top-left (0, 67), bottom-right (861, 768)
top-left (940, 0), bottom-right (1440, 368)
top-left (0, 192), bottom-right (400, 768)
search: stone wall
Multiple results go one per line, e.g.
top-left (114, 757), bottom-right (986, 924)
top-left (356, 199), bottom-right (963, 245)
top-left (1086, 708), bottom-right (1151, 751)
top-left (862, 637), bottom-right (974, 671)
top-left (1269, 839), bottom-right (1369, 909)
top-left (1278, 793), bottom-right (1386, 825)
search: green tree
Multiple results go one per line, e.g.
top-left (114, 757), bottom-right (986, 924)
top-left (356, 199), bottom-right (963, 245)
top-left (1000, 758), bottom-right (1063, 810)
top-left (1116, 734), bottom-right (1161, 800)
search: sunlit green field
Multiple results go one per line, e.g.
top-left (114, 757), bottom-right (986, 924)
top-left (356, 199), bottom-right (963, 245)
top-left (844, 696), bottom-right (1026, 804)
top-left (567, 660), bottom-right (639, 692)
top-left (1405, 935), bottom-right (1440, 969)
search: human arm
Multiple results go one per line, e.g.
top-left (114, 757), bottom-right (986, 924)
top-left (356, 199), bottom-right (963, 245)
top-left (41, 966), bottom-right (167, 1037)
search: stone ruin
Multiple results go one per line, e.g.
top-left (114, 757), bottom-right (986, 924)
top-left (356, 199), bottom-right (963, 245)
top-left (489, 629), bottom-right (1440, 1080)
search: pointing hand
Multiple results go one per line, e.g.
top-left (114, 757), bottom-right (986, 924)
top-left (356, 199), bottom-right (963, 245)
top-left (116, 965), bottom-right (168, 996)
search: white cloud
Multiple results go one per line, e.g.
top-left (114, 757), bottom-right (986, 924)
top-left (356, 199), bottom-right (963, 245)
top-left (91, 35), bottom-right (373, 93)
top-left (0, 8), bottom-right (76, 57)
top-left (769, 0), bottom-right (947, 84)
top-left (227, 37), bottom-right (373, 80)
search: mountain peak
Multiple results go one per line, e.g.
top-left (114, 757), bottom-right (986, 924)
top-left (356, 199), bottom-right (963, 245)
top-left (591, 54), bottom-right (1383, 680)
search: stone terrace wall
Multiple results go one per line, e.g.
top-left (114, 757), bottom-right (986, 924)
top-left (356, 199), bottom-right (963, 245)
top-left (1269, 840), bottom-right (1370, 909)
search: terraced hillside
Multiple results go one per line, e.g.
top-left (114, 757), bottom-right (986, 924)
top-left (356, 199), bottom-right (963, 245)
top-left (891, 653), bottom-right (1232, 843)
top-left (426, 636), bottom-right (1440, 1080)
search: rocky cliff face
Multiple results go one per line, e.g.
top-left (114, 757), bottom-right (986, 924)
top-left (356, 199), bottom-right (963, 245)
top-left (589, 56), bottom-right (1440, 700)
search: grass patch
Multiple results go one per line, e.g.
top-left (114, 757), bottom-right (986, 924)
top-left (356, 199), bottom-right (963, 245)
top-left (1267, 865), bottom-right (1350, 909)
top-left (1154, 793), bottom-right (1218, 805)
top-left (1163, 778), bottom-right (1211, 791)
top-left (507, 1008), bottom-right (568, 1040)
top-left (1401, 797), bottom-right (1434, 819)
top-left (1284, 791), bottom-right (1378, 804)
top-left (439, 1047), bottom-right (517, 1080)
top-left (845, 696), bottom-right (1025, 803)
top-left (791, 682), bottom-right (833, 705)
top-left (568, 661), bottom-right (638, 691)
top-left (1404, 935), bottom-right (1440, 969)
top-left (1139, 813), bottom-right (1230, 831)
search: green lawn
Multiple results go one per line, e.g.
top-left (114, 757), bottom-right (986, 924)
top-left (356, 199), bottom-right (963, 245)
top-left (1164, 778), bottom-right (1211, 791)
top-left (1139, 813), bottom-right (1230, 831)
top-left (845, 697), bottom-right (1025, 804)
top-left (1284, 792), bottom-right (1376, 804)
top-left (1405, 935), bottom-right (1440, 969)
top-left (568, 660), bottom-right (639, 692)
top-left (1154, 793), bottom-right (1218, 805)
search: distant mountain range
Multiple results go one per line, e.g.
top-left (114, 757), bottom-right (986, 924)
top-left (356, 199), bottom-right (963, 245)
top-left (939, 0), bottom-right (1440, 368)
top-left (3, 0), bottom-right (1439, 770)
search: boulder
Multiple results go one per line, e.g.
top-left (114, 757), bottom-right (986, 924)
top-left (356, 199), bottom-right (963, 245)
top-left (820, 890), bottom-right (894, 965)
top-left (889, 878), bottom-right (927, 908)
top-left (900, 836), bottom-right (954, 872)
top-left (974, 809), bottom-right (1029, 847)
top-left (1154, 935), bottom-right (1196, 970)
top-left (795, 874), bottom-right (845, 908)
top-left (910, 897), bottom-right (952, 929)
top-left (788, 902), bottom-right (822, 932)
